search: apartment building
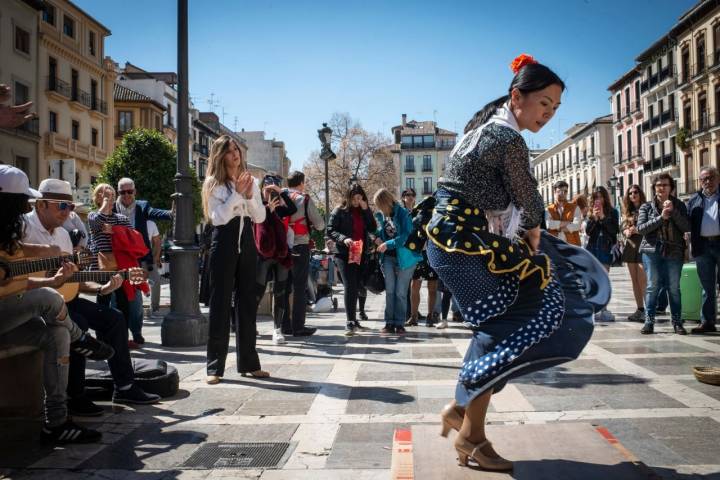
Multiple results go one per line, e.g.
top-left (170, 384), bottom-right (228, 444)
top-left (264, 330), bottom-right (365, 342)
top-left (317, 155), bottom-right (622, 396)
top-left (112, 83), bottom-right (165, 149)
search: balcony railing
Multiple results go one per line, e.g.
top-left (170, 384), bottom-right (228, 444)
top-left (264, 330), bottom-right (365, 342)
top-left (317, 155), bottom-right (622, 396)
top-left (404, 165), bottom-right (415, 173)
top-left (660, 109), bottom-right (675, 125)
top-left (422, 165), bottom-right (433, 172)
top-left (401, 142), bottom-right (436, 149)
top-left (5, 117), bottom-right (40, 137)
top-left (46, 76), bottom-right (71, 98)
top-left (677, 177), bottom-right (701, 198)
top-left (193, 144), bottom-right (209, 156)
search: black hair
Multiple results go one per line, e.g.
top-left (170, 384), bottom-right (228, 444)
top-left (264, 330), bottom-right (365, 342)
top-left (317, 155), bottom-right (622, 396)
top-left (465, 63), bottom-right (566, 133)
top-left (401, 188), bottom-right (416, 198)
top-left (652, 172), bottom-right (676, 194)
top-left (0, 193), bottom-right (29, 256)
top-left (341, 183), bottom-right (367, 209)
top-left (287, 171), bottom-right (305, 188)
top-left (553, 180), bottom-right (569, 190)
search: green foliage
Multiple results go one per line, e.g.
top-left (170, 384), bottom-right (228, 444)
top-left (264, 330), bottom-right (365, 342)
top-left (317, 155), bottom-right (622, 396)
top-left (98, 128), bottom-right (202, 227)
top-left (310, 204), bottom-right (327, 248)
top-left (675, 127), bottom-right (690, 150)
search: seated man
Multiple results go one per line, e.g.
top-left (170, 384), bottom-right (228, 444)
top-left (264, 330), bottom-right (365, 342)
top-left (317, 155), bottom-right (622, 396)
top-left (24, 179), bottom-right (160, 416)
top-left (0, 166), bottom-right (104, 443)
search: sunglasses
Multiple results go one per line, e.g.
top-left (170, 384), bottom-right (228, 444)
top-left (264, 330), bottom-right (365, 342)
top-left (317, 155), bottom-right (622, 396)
top-left (119, 189), bottom-right (135, 195)
top-left (700, 176), bottom-right (716, 183)
top-left (628, 191), bottom-right (640, 196)
top-left (45, 200), bottom-right (75, 211)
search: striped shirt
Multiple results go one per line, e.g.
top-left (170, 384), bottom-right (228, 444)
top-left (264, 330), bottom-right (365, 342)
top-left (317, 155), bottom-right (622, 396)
top-left (87, 211), bottom-right (130, 269)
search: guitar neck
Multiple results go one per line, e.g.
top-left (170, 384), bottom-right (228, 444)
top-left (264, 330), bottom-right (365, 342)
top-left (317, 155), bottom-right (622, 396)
top-left (69, 271), bottom-right (129, 283)
top-left (9, 254), bottom-right (77, 277)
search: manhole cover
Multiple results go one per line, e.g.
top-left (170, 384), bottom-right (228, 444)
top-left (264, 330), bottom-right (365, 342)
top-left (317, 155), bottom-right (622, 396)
top-left (181, 442), bottom-right (293, 469)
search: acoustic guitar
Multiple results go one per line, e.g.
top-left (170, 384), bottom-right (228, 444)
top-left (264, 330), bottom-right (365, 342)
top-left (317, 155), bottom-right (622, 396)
top-left (0, 249), bottom-right (93, 299)
top-left (50, 267), bottom-right (145, 302)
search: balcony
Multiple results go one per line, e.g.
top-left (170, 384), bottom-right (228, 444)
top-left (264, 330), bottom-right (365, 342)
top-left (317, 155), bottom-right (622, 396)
top-left (115, 126), bottom-right (133, 138)
top-left (692, 60), bottom-right (708, 81)
top-left (164, 117), bottom-right (175, 129)
top-left (45, 132), bottom-right (106, 164)
top-left (422, 164), bottom-right (433, 172)
top-left (660, 109), bottom-right (675, 125)
top-left (0, 117), bottom-right (40, 139)
top-left (46, 76), bottom-right (71, 98)
top-left (677, 177), bottom-right (701, 198)
top-left (404, 164), bottom-right (415, 173)
top-left (401, 142), bottom-right (436, 150)
top-left (437, 141), bottom-right (455, 150)
top-left (193, 144), bottom-right (209, 156)
top-left (640, 79), bottom-right (649, 93)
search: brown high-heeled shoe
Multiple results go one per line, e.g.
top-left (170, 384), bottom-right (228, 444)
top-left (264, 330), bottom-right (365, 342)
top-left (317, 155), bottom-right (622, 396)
top-left (241, 369), bottom-right (270, 378)
top-left (454, 436), bottom-right (513, 471)
top-left (440, 403), bottom-right (463, 437)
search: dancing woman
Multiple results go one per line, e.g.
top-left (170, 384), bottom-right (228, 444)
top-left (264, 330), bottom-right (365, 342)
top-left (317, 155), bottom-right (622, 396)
top-left (409, 55), bottom-right (609, 470)
top-left (202, 135), bottom-right (269, 384)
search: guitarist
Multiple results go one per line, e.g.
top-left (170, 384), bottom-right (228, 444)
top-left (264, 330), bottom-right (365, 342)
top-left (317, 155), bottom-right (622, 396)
top-left (0, 166), bottom-right (104, 444)
top-left (25, 179), bottom-right (161, 416)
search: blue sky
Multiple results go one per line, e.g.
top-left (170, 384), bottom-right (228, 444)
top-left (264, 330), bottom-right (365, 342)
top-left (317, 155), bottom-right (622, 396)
top-left (76, 0), bottom-right (696, 170)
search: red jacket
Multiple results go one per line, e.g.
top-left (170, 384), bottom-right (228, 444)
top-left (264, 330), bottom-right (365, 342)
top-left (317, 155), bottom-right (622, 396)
top-left (111, 225), bottom-right (150, 300)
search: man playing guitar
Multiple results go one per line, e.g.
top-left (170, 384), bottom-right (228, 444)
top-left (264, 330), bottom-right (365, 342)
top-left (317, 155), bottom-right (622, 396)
top-left (24, 179), bottom-right (161, 416)
top-left (0, 166), bottom-right (106, 444)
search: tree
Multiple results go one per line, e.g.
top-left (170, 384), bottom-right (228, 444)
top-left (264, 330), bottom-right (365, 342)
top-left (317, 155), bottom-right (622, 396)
top-left (303, 113), bottom-right (396, 210)
top-left (98, 128), bottom-right (203, 227)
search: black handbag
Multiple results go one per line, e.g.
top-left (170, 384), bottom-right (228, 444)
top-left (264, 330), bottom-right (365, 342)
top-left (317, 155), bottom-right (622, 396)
top-left (365, 253), bottom-right (385, 294)
top-left (610, 242), bottom-right (624, 267)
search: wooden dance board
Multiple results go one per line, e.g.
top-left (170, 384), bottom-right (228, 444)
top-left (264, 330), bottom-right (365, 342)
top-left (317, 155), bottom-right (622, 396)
top-left (408, 423), bottom-right (647, 480)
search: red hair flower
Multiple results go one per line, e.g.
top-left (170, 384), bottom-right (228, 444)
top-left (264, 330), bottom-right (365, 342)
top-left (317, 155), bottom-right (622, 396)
top-left (510, 54), bottom-right (538, 74)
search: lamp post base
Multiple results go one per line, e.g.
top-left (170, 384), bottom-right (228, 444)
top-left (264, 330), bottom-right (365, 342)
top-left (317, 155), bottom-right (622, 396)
top-left (162, 244), bottom-right (208, 347)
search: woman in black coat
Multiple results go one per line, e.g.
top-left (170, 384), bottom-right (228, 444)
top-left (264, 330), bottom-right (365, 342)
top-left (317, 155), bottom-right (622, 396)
top-left (327, 183), bottom-right (377, 335)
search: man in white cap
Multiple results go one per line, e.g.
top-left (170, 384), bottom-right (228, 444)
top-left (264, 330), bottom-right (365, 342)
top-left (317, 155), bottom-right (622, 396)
top-left (25, 179), bottom-right (162, 414)
top-left (0, 166), bottom-right (105, 444)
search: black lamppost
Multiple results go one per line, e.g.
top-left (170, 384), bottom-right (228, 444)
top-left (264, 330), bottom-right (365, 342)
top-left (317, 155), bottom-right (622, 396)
top-left (162, 0), bottom-right (208, 346)
top-left (318, 123), bottom-right (336, 226)
top-left (607, 175), bottom-right (619, 207)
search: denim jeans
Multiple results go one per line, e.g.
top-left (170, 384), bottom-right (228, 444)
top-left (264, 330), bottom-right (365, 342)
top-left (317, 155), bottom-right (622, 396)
top-left (0, 288), bottom-right (72, 427)
top-left (695, 240), bottom-right (720, 327)
top-left (381, 256), bottom-right (414, 327)
top-left (642, 251), bottom-right (683, 324)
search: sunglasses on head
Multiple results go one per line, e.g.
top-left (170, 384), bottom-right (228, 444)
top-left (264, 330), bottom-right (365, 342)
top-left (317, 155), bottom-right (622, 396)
top-left (45, 200), bottom-right (75, 211)
top-left (119, 189), bottom-right (135, 195)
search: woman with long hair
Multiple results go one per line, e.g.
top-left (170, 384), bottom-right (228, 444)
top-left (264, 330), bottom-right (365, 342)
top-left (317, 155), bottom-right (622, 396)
top-left (202, 135), bottom-right (268, 384)
top-left (409, 55), bottom-right (607, 471)
top-left (621, 184), bottom-right (647, 321)
top-left (585, 186), bottom-right (620, 322)
top-left (327, 183), bottom-right (377, 335)
top-left (373, 188), bottom-right (419, 335)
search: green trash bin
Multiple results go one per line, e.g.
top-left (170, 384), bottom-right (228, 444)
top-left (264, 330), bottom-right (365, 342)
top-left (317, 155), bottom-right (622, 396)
top-left (680, 262), bottom-right (702, 321)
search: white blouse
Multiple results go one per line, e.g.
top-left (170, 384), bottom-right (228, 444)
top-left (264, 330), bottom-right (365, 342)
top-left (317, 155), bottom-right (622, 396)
top-left (208, 178), bottom-right (266, 252)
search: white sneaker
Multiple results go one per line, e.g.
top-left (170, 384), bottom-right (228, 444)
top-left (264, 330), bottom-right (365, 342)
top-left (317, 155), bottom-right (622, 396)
top-left (435, 320), bottom-right (449, 329)
top-left (272, 329), bottom-right (286, 345)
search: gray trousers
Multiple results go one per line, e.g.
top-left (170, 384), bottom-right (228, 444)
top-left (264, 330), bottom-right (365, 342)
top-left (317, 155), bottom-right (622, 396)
top-left (0, 288), bottom-right (73, 426)
top-left (148, 267), bottom-right (162, 311)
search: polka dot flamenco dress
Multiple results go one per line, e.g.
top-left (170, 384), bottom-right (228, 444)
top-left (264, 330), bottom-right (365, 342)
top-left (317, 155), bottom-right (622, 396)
top-left (407, 191), bottom-right (611, 406)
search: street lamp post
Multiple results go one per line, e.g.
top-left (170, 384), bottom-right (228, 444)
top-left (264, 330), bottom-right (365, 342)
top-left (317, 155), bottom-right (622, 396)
top-left (162, 0), bottom-right (208, 346)
top-left (318, 123), bottom-right (336, 226)
top-left (607, 175), bottom-right (619, 208)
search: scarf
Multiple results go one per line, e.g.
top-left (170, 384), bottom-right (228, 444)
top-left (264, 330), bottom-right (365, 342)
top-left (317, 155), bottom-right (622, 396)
top-left (116, 198), bottom-right (137, 227)
top-left (451, 102), bottom-right (524, 239)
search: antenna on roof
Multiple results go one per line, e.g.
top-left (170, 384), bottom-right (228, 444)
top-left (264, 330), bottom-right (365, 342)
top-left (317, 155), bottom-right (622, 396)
top-left (233, 116), bottom-right (239, 131)
top-left (433, 109), bottom-right (438, 123)
top-left (207, 93), bottom-right (220, 113)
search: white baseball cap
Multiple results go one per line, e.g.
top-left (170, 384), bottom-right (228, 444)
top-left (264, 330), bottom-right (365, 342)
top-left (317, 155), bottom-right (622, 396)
top-left (0, 165), bottom-right (41, 198)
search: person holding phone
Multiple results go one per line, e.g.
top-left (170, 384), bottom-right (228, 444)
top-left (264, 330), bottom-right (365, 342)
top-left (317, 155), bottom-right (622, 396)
top-left (585, 186), bottom-right (620, 322)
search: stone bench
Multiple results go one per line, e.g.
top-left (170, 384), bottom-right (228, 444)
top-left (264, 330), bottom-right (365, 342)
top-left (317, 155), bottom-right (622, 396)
top-left (0, 345), bottom-right (43, 418)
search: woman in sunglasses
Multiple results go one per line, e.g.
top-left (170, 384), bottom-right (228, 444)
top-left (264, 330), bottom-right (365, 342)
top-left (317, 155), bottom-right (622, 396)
top-left (621, 185), bottom-right (647, 322)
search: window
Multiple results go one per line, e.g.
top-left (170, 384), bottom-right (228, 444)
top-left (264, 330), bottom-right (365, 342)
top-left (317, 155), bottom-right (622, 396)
top-left (71, 69), bottom-right (78, 101)
top-left (615, 94), bottom-right (621, 119)
top-left (636, 125), bottom-right (642, 155)
top-left (14, 156), bottom-right (29, 174)
top-left (14, 82), bottom-right (29, 104)
top-left (681, 47), bottom-right (690, 81)
top-left (71, 120), bottom-right (79, 140)
top-left (15, 26), bottom-right (30, 54)
top-left (63, 15), bottom-right (75, 38)
top-left (697, 34), bottom-right (706, 72)
top-left (590, 136), bottom-right (595, 157)
top-left (88, 31), bottom-right (96, 56)
top-left (49, 111), bottom-right (57, 133)
top-left (90, 80), bottom-right (98, 110)
top-left (43, 4), bottom-right (56, 25)
top-left (624, 87), bottom-right (630, 114)
top-left (404, 155), bottom-right (415, 172)
top-left (423, 177), bottom-right (433, 194)
top-left (422, 155), bottom-right (432, 172)
top-left (617, 134), bottom-right (623, 162)
top-left (626, 130), bottom-right (632, 158)
top-left (629, 173), bottom-right (634, 187)
top-left (118, 111), bottom-right (133, 133)
top-left (91, 128), bottom-right (98, 147)
top-left (405, 177), bottom-right (415, 190)
top-left (714, 23), bottom-right (720, 65)
top-left (633, 80), bottom-right (640, 108)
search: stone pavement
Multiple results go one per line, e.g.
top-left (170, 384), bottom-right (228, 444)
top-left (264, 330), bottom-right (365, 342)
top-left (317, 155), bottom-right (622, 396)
top-left (1, 267), bottom-right (719, 479)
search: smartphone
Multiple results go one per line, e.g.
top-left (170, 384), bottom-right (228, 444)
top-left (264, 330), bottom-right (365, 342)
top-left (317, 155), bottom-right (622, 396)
top-left (593, 199), bottom-right (602, 210)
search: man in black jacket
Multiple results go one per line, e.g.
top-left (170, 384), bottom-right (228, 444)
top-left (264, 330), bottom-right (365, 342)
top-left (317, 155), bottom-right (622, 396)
top-left (686, 166), bottom-right (720, 334)
top-left (636, 173), bottom-right (690, 335)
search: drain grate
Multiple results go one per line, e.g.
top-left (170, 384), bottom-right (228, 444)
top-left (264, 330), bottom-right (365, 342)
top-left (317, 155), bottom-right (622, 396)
top-left (181, 442), bottom-right (292, 469)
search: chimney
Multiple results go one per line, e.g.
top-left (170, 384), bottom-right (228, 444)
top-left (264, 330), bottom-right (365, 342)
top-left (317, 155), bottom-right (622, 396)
top-left (402, 114), bottom-right (407, 127)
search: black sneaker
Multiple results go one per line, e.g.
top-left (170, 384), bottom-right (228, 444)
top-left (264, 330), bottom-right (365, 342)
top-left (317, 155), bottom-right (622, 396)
top-left (293, 327), bottom-right (317, 337)
top-left (132, 334), bottom-right (146, 345)
top-left (71, 333), bottom-right (115, 361)
top-left (344, 324), bottom-right (356, 336)
top-left (68, 396), bottom-right (104, 417)
top-left (427, 312), bottom-right (439, 327)
top-left (359, 311), bottom-right (369, 321)
top-left (673, 324), bottom-right (688, 335)
top-left (380, 325), bottom-right (395, 335)
top-left (41, 419), bottom-right (102, 444)
top-left (112, 384), bottom-right (161, 405)
top-left (641, 322), bottom-right (654, 335)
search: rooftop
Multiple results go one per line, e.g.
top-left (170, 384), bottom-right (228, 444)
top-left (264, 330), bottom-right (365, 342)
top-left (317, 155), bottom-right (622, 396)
top-left (113, 83), bottom-right (165, 110)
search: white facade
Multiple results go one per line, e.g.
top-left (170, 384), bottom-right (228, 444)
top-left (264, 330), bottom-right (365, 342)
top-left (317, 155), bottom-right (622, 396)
top-left (236, 130), bottom-right (289, 178)
top-left (533, 115), bottom-right (615, 205)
